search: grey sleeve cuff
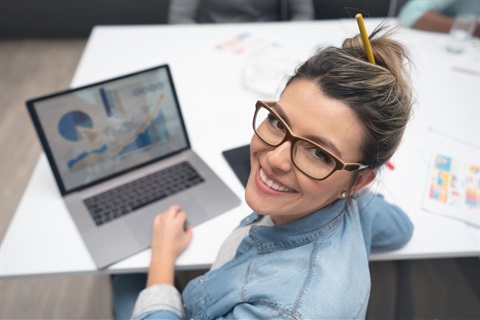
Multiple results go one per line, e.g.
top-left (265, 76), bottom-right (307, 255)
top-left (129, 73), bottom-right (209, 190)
top-left (132, 284), bottom-right (184, 319)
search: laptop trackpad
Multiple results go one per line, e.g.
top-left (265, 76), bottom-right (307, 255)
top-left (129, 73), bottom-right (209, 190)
top-left (128, 193), bottom-right (208, 247)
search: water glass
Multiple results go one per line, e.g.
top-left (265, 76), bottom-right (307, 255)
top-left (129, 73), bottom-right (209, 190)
top-left (447, 14), bottom-right (476, 53)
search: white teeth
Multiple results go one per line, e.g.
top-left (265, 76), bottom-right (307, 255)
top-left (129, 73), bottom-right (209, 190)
top-left (260, 168), bottom-right (294, 193)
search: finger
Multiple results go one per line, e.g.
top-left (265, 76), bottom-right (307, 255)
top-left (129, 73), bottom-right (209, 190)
top-left (176, 209), bottom-right (188, 221)
top-left (169, 226), bottom-right (191, 252)
top-left (169, 204), bottom-right (182, 213)
top-left (160, 206), bottom-right (181, 222)
top-left (185, 225), bottom-right (193, 239)
top-left (180, 226), bottom-right (193, 248)
top-left (183, 219), bottom-right (190, 232)
top-left (153, 213), bottom-right (164, 225)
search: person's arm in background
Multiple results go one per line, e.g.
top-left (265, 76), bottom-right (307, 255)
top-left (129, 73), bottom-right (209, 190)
top-left (413, 11), bottom-right (480, 37)
top-left (412, 11), bottom-right (454, 33)
top-left (287, 0), bottom-right (314, 21)
top-left (397, 0), bottom-right (456, 27)
top-left (397, 0), bottom-right (480, 37)
top-left (358, 191), bottom-right (414, 255)
top-left (168, 0), bottom-right (199, 24)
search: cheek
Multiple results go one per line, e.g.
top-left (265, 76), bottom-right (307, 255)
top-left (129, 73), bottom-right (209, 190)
top-left (250, 134), bottom-right (264, 153)
top-left (322, 171), bottom-right (355, 194)
top-left (247, 135), bottom-right (263, 181)
top-left (302, 172), bottom-right (353, 200)
top-left (249, 134), bottom-right (268, 163)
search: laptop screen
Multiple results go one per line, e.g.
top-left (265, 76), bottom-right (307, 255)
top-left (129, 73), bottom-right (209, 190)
top-left (27, 65), bottom-right (190, 195)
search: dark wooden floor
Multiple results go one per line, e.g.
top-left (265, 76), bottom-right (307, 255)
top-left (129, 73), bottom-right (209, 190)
top-left (0, 39), bottom-right (113, 319)
top-left (0, 39), bottom-right (478, 319)
top-left (368, 258), bottom-right (480, 319)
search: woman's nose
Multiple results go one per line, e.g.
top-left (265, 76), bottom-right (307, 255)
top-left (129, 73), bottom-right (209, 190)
top-left (266, 141), bottom-right (293, 173)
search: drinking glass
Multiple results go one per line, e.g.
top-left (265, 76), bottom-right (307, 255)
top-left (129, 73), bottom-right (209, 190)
top-left (447, 14), bottom-right (476, 54)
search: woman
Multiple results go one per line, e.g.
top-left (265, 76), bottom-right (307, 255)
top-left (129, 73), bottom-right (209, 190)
top-left (129, 26), bottom-right (414, 319)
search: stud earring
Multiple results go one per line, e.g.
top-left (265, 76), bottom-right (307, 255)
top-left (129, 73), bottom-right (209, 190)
top-left (341, 191), bottom-right (347, 198)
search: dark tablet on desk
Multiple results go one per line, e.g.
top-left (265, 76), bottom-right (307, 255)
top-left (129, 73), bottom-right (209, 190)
top-left (222, 144), bottom-right (250, 188)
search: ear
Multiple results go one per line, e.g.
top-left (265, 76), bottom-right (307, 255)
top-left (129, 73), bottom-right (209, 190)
top-left (352, 169), bottom-right (377, 193)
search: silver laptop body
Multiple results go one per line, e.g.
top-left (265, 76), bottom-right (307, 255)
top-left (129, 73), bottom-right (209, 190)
top-left (26, 64), bottom-right (240, 269)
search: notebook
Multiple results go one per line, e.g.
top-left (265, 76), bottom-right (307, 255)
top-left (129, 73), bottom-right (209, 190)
top-left (26, 64), bottom-right (241, 269)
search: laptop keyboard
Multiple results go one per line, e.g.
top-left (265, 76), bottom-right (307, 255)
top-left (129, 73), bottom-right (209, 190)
top-left (83, 161), bottom-right (204, 226)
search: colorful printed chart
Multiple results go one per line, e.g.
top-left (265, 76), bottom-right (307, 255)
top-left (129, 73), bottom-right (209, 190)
top-left (424, 153), bottom-right (480, 226)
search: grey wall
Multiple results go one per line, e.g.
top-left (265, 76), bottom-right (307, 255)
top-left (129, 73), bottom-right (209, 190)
top-left (0, 0), bottom-right (398, 39)
top-left (0, 0), bottom-right (171, 38)
top-left (313, 0), bottom-right (393, 19)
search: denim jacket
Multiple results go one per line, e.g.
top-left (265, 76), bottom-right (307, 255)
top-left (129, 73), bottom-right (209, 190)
top-left (132, 192), bottom-right (413, 319)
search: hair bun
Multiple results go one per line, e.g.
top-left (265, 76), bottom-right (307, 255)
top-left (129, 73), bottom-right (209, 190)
top-left (286, 24), bottom-right (414, 169)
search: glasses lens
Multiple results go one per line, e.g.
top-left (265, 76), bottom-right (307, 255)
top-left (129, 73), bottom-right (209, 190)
top-left (293, 140), bottom-right (337, 179)
top-left (254, 106), bottom-right (286, 146)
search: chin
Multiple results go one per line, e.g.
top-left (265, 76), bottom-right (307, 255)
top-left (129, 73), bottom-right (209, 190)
top-left (245, 177), bottom-right (270, 215)
top-left (244, 177), bottom-right (259, 211)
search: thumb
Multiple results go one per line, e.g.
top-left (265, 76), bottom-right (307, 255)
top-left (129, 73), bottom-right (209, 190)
top-left (182, 226), bottom-right (193, 248)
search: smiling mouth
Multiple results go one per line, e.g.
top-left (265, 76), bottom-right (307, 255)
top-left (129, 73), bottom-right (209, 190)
top-left (259, 168), bottom-right (296, 193)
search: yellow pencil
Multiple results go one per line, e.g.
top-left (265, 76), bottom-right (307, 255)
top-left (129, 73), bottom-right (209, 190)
top-left (355, 13), bottom-right (376, 64)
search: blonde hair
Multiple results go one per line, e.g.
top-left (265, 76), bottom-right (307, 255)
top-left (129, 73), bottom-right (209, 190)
top-left (286, 25), bottom-right (413, 169)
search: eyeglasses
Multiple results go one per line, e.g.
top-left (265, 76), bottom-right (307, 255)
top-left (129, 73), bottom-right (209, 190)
top-left (253, 100), bottom-right (369, 180)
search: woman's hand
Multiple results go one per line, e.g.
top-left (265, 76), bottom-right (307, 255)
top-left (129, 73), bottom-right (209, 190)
top-left (151, 205), bottom-right (193, 260)
top-left (147, 205), bottom-right (193, 287)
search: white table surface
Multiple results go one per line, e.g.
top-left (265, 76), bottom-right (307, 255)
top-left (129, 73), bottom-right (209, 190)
top-left (1, 18), bottom-right (479, 278)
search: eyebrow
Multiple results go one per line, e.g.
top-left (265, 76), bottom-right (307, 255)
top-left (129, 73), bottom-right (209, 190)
top-left (272, 103), bottom-right (343, 158)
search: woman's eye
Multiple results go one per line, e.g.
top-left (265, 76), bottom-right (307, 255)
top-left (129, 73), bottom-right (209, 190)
top-left (312, 148), bottom-right (332, 164)
top-left (267, 113), bottom-right (285, 131)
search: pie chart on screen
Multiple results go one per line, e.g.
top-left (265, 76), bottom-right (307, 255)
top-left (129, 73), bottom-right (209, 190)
top-left (58, 111), bottom-right (94, 142)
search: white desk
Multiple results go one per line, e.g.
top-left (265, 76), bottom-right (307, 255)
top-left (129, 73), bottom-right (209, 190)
top-left (1, 19), bottom-right (479, 278)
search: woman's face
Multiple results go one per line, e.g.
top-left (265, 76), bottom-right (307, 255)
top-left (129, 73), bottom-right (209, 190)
top-left (245, 79), bottom-right (369, 224)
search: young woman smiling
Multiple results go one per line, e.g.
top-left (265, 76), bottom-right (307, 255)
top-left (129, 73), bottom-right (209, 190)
top-left (122, 25), bottom-right (415, 319)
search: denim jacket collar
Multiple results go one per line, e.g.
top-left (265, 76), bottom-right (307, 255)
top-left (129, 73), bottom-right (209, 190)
top-left (240, 199), bottom-right (347, 253)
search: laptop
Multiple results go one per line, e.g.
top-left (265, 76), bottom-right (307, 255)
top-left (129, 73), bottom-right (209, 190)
top-left (26, 64), bottom-right (241, 269)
